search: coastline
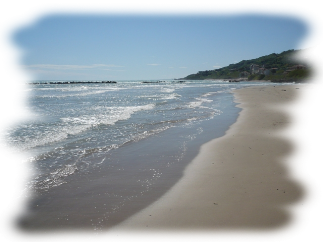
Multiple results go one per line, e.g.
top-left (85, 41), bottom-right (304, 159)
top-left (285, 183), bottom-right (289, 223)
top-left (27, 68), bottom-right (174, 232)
top-left (111, 84), bottom-right (304, 230)
top-left (17, 81), bottom-right (242, 231)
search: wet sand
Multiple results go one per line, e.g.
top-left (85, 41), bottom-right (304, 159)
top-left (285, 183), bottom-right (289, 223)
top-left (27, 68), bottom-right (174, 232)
top-left (112, 85), bottom-right (304, 230)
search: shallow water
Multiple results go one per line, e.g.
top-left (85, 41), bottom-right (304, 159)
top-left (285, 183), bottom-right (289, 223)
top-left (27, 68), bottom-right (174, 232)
top-left (7, 80), bottom-right (283, 230)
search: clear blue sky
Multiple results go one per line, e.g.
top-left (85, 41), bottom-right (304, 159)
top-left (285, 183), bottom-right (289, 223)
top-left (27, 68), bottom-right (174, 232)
top-left (13, 14), bottom-right (308, 80)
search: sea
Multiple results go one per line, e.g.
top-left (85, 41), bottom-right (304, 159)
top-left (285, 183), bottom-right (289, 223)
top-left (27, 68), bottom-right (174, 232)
top-left (6, 79), bottom-right (285, 230)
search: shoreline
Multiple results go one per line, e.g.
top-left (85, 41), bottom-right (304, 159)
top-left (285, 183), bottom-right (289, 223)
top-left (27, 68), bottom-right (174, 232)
top-left (17, 82), bottom-right (241, 231)
top-left (111, 84), bottom-right (304, 230)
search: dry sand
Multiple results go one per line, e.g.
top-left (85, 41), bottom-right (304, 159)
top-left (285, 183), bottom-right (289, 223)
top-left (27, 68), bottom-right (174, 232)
top-left (111, 84), bottom-right (304, 231)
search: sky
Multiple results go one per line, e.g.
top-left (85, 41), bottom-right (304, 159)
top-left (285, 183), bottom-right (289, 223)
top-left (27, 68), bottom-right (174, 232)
top-left (13, 14), bottom-right (308, 81)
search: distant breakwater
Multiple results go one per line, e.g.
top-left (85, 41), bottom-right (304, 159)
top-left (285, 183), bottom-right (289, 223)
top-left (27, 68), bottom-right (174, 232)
top-left (31, 81), bottom-right (118, 85)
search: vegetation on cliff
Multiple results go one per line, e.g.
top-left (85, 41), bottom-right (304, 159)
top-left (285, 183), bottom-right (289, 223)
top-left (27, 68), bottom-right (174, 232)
top-left (181, 49), bottom-right (311, 82)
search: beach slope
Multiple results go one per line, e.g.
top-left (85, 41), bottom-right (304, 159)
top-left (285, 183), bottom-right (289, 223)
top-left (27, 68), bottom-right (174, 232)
top-left (112, 85), bottom-right (303, 230)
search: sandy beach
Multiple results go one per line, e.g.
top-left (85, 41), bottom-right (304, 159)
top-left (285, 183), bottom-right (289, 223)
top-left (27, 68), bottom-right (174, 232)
top-left (111, 84), bottom-right (304, 231)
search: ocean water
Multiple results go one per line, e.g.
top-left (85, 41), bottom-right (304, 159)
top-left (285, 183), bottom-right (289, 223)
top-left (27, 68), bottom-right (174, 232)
top-left (7, 79), bottom-right (281, 229)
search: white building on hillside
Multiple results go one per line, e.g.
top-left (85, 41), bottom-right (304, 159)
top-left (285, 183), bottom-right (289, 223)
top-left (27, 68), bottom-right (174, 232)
top-left (250, 64), bottom-right (260, 74)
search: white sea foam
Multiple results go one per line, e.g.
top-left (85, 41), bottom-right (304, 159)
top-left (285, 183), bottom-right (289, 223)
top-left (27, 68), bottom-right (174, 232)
top-left (62, 104), bottom-right (155, 126)
top-left (201, 91), bottom-right (225, 97)
top-left (12, 124), bottom-right (90, 151)
top-left (187, 97), bottom-right (213, 108)
top-left (12, 104), bottom-right (156, 152)
top-left (161, 88), bottom-right (175, 93)
top-left (161, 93), bottom-right (181, 100)
top-left (33, 163), bottom-right (79, 190)
top-left (140, 93), bottom-right (181, 100)
top-left (38, 89), bottom-right (119, 98)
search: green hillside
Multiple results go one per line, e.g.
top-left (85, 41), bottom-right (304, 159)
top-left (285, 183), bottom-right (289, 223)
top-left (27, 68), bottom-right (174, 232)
top-left (181, 49), bottom-right (311, 82)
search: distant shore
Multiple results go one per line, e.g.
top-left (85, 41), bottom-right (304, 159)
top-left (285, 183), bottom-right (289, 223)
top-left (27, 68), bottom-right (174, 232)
top-left (112, 84), bottom-right (304, 230)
